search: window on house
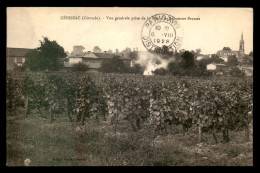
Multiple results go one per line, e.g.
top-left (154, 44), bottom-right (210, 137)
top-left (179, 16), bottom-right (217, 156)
top-left (16, 57), bottom-right (23, 63)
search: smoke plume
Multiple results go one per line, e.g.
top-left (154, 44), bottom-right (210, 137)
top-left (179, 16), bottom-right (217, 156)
top-left (135, 51), bottom-right (175, 75)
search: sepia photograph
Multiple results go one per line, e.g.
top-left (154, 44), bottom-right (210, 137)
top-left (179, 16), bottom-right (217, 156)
top-left (6, 7), bottom-right (253, 166)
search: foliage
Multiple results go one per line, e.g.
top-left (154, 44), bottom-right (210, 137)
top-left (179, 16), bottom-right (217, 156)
top-left (6, 73), bottom-right (26, 112)
top-left (26, 37), bottom-right (66, 71)
top-left (167, 51), bottom-right (196, 76)
top-left (73, 62), bottom-right (89, 72)
top-left (99, 56), bottom-right (128, 73)
top-left (227, 55), bottom-right (239, 66)
top-left (16, 72), bottom-right (108, 123)
top-left (210, 54), bottom-right (224, 64)
top-left (7, 71), bottom-right (253, 143)
top-left (13, 62), bottom-right (27, 72)
top-left (129, 64), bottom-right (145, 74)
top-left (166, 52), bottom-right (228, 77)
top-left (91, 73), bottom-right (252, 143)
top-left (75, 75), bottom-right (108, 125)
top-left (129, 51), bottom-right (139, 61)
top-left (93, 46), bottom-right (102, 52)
top-left (167, 61), bottom-right (181, 76)
top-left (180, 51), bottom-right (196, 72)
top-left (230, 67), bottom-right (245, 77)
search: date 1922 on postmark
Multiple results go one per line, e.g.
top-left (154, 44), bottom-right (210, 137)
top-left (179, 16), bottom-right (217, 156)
top-left (141, 13), bottom-right (183, 53)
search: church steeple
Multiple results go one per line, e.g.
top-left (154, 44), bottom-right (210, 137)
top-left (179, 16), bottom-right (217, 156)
top-left (239, 32), bottom-right (244, 55)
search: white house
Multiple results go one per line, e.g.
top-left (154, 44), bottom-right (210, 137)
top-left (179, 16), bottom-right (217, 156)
top-left (67, 57), bottom-right (82, 64)
top-left (207, 63), bottom-right (217, 70)
top-left (6, 47), bottom-right (33, 70)
top-left (196, 55), bottom-right (204, 61)
top-left (207, 63), bottom-right (228, 71)
top-left (196, 54), bottom-right (210, 61)
top-left (64, 49), bottom-right (132, 72)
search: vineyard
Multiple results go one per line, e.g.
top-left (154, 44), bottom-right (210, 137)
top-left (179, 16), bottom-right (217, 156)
top-left (6, 71), bottom-right (253, 166)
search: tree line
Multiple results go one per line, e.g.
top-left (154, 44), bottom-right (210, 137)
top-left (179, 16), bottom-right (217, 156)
top-left (19, 37), bottom-right (248, 77)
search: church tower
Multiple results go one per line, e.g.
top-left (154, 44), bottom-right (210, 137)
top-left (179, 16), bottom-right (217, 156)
top-left (239, 32), bottom-right (244, 55)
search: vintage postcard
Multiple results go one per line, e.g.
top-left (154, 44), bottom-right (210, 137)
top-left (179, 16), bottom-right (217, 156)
top-left (6, 7), bottom-right (253, 166)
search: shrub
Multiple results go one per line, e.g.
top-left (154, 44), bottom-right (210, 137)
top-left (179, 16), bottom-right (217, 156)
top-left (73, 62), bottom-right (89, 72)
top-left (230, 67), bottom-right (245, 77)
top-left (152, 68), bottom-right (167, 76)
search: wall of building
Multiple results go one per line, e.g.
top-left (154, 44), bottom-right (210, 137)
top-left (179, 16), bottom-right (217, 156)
top-left (6, 57), bottom-right (26, 70)
top-left (217, 51), bottom-right (239, 57)
top-left (83, 60), bottom-right (102, 69)
top-left (69, 58), bottom-right (82, 64)
top-left (7, 57), bottom-right (15, 70)
top-left (207, 64), bottom-right (216, 70)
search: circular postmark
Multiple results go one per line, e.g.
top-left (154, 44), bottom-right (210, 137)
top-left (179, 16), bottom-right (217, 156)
top-left (141, 13), bottom-right (183, 53)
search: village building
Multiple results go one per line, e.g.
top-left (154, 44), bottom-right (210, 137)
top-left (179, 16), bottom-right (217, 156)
top-left (6, 47), bottom-right (33, 70)
top-left (206, 63), bottom-right (228, 71)
top-left (217, 47), bottom-right (240, 58)
top-left (6, 46), bottom-right (132, 72)
top-left (64, 47), bottom-right (132, 72)
top-left (196, 54), bottom-right (211, 61)
top-left (216, 33), bottom-right (249, 63)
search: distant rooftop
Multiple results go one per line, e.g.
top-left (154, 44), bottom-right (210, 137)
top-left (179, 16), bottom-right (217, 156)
top-left (7, 47), bottom-right (33, 57)
top-left (211, 63), bottom-right (227, 66)
top-left (72, 51), bottom-right (98, 58)
top-left (223, 47), bottom-right (231, 51)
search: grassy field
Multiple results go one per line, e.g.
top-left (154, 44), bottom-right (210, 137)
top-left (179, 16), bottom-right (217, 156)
top-left (6, 107), bottom-right (253, 166)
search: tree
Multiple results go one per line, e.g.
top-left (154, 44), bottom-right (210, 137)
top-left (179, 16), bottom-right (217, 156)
top-left (99, 56), bottom-right (128, 73)
top-left (93, 46), bottom-right (102, 53)
top-left (65, 51), bottom-right (70, 56)
top-left (121, 47), bottom-right (131, 54)
top-left (168, 61), bottom-right (181, 76)
top-left (227, 55), bottom-right (239, 66)
top-left (130, 64), bottom-right (145, 74)
top-left (166, 50), bottom-right (216, 77)
top-left (196, 49), bottom-right (201, 55)
top-left (26, 37), bottom-right (66, 71)
top-left (190, 50), bottom-right (196, 56)
top-left (210, 54), bottom-right (224, 64)
top-left (129, 51), bottom-right (138, 61)
top-left (194, 59), bottom-right (208, 76)
top-left (121, 47), bottom-right (132, 58)
top-left (153, 45), bottom-right (173, 55)
top-left (180, 51), bottom-right (196, 70)
top-left (247, 59), bottom-right (253, 66)
top-left (167, 51), bottom-right (197, 76)
top-left (249, 51), bottom-right (253, 56)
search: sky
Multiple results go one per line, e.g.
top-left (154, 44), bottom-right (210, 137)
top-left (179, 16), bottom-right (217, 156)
top-left (7, 7), bottom-right (253, 54)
